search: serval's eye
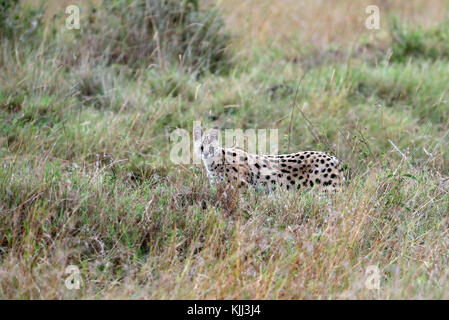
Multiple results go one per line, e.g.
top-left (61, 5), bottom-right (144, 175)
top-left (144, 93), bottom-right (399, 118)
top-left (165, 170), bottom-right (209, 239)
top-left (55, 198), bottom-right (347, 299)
top-left (209, 146), bottom-right (214, 154)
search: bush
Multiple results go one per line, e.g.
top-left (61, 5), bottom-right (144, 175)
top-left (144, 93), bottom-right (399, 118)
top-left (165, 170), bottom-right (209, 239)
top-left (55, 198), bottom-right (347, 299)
top-left (1, 0), bottom-right (232, 75)
top-left (0, 0), bottom-right (44, 45)
top-left (389, 16), bottom-right (449, 63)
top-left (63, 0), bottom-right (232, 74)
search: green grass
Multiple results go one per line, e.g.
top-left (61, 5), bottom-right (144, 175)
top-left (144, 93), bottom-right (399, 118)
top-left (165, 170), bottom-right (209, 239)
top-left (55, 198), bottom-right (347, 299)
top-left (0, 1), bottom-right (449, 299)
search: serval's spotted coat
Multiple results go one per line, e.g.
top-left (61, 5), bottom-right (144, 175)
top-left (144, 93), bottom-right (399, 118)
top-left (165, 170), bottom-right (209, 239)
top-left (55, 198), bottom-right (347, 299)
top-left (194, 125), bottom-right (344, 192)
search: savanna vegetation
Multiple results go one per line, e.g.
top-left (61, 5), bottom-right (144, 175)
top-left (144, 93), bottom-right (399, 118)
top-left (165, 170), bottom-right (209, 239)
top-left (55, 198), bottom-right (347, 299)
top-left (1, 0), bottom-right (449, 299)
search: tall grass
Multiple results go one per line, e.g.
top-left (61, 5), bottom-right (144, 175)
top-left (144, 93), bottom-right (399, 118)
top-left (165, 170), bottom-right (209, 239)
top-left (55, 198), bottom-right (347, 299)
top-left (0, 0), bottom-right (449, 299)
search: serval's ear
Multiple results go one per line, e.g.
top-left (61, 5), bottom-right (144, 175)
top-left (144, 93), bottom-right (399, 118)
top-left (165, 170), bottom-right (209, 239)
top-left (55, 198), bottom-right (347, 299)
top-left (210, 126), bottom-right (219, 142)
top-left (193, 124), bottom-right (203, 142)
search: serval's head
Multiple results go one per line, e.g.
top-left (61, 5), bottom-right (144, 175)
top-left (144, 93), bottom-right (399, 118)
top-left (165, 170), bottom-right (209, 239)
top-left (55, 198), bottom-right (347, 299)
top-left (193, 124), bottom-right (221, 161)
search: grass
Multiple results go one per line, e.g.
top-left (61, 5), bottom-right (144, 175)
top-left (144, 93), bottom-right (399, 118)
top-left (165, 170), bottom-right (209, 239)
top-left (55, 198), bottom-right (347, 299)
top-left (0, 0), bottom-right (449, 299)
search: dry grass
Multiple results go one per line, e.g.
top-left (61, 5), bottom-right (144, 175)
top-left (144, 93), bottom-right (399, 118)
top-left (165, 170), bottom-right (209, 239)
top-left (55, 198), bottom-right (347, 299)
top-left (218, 0), bottom-right (448, 54)
top-left (1, 0), bottom-right (449, 299)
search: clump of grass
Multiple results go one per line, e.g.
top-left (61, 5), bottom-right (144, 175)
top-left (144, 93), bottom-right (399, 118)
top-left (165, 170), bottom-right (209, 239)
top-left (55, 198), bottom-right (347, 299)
top-left (0, 0), bottom-right (44, 44)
